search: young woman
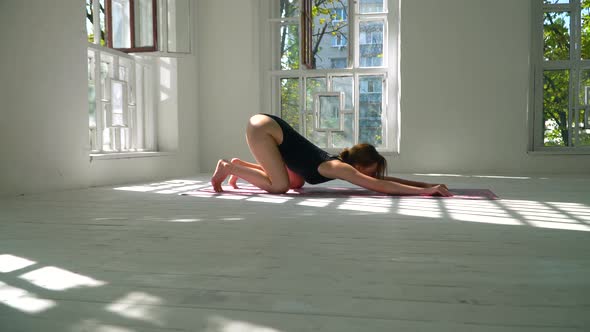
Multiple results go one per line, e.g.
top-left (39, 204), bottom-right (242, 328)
top-left (211, 114), bottom-right (452, 197)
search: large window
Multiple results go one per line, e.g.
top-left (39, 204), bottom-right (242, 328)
top-left (267, 0), bottom-right (399, 151)
top-left (533, 0), bottom-right (590, 151)
top-left (85, 0), bottom-right (191, 154)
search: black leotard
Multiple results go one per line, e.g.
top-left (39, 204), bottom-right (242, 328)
top-left (262, 114), bottom-right (338, 184)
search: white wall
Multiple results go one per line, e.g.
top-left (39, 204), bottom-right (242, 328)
top-left (197, 0), bottom-right (263, 172)
top-left (197, 0), bottom-right (590, 175)
top-left (0, 1), bottom-right (199, 196)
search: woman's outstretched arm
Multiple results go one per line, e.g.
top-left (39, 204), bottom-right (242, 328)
top-left (382, 176), bottom-right (448, 190)
top-left (319, 160), bottom-right (452, 196)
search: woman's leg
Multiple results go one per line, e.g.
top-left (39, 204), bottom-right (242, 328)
top-left (211, 115), bottom-right (290, 194)
top-left (228, 158), bottom-right (262, 188)
top-left (229, 158), bottom-right (305, 189)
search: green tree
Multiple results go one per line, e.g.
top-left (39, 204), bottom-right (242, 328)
top-left (279, 0), bottom-right (348, 130)
top-left (543, 1), bottom-right (590, 146)
top-left (86, 0), bottom-right (106, 46)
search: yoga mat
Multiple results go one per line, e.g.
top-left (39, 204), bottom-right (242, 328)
top-left (183, 185), bottom-right (499, 200)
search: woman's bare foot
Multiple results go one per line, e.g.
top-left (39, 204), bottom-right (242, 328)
top-left (211, 159), bottom-right (232, 192)
top-left (228, 158), bottom-right (242, 188)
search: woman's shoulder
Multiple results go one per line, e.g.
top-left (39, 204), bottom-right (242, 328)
top-left (317, 158), bottom-right (352, 179)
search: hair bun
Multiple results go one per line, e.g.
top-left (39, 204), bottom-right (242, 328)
top-left (339, 148), bottom-right (350, 162)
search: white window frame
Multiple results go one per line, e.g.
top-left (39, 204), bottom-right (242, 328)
top-left (86, 0), bottom-right (192, 155)
top-left (532, 0), bottom-right (590, 153)
top-left (262, 0), bottom-right (400, 153)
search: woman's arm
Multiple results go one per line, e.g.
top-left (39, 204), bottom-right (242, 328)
top-left (382, 176), bottom-right (448, 190)
top-left (318, 160), bottom-right (452, 196)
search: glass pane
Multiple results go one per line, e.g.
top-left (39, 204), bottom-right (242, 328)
top-left (112, 81), bottom-right (125, 126)
top-left (89, 84), bottom-right (96, 128)
top-left (543, 12), bottom-right (570, 61)
top-left (359, 75), bottom-right (383, 146)
top-left (280, 78), bottom-right (301, 130)
top-left (313, 0), bottom-right (349, 69)
top-left (318, 95), bottom-right (341, 130)
top-left (167, 0), bottom-right (191, 52)
top-left (86, 0), bottom-right (94, 43)
top-left (331, 76), bottom-right (353, 109)
top-left (280, 0), bottom-right (299, 18)
top-left (579, 69), bottom-right (590, 105)
top-left (112, 0), bottom-right (131, 48)
top-left (305, 113), bottom-right (327, 146)
top-left (280, 24), bottom-right (300, 70)
top-left (306, 77), bottom-right (327, 110)
top-left (359, 20), bottom-right (384, 67)
top-left (332, 114), bottom-right (353, 148)
top-left (576, 109), bottom-right (590, 145)
top-left (582, 3), bottom-right (590, 59)
top-left (135, 0), bottom-right (154, 47)
top-left (100, 0), bottom-right (106, 46)
top-left (544, 0), bottom-right (569, 3)
top-left (543, 70), bottom-right (569, 146)
top-left (359, 0), bottom-right (384, 14)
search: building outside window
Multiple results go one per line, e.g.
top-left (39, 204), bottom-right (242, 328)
top-left (267, 0), bottom-right (399, 151)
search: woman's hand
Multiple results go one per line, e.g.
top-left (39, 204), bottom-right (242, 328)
top-left (422, 185), bottom-right (453, 197)
top-left (425, 183), bottom-right (449, 190)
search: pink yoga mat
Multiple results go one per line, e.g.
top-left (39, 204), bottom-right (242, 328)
top-left (183, 185), bottom-right (499, 200)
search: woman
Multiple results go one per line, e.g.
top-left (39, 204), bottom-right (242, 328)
top-left (211, 114), bottom-right (452, 197)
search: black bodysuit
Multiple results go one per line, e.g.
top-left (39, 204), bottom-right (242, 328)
top-left (263, 114), bottom-right (338, 184)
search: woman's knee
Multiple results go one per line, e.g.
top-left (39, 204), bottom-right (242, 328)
top-left (267, 184), bottom-right (290, 195)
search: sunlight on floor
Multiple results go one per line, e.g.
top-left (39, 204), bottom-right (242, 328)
top-left (20, 266), bottom-right (106, 291)
top-left (71, 319), bottom-right (135, 332)
top-left (0, 281), bottom-right (56, 314)
top-left (0, 254), bottom-right (36, 273)
top-left (106, 292), bottom-right (164, 326)
top-left (113, 179), bottom-right (590, 232)
top-left (206, 316), bottom-right (284, 332)
top-left (338, 197), bottom-right (392, 213)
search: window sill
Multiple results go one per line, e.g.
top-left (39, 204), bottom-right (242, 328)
top-left (528, 149), bottom-right (590, 155)
top-left (90, 151), bottom-right (173, 161)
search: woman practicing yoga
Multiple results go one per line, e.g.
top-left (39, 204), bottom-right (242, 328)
top-left (211, 114), bottom-right (452, 197)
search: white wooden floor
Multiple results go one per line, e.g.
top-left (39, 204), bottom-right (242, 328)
top-left (1, 174), bottom-right (589, 332)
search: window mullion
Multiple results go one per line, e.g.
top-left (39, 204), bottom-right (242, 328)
top-left (571, 0), bottom-right (582, 147)
top-left (95, 51), bottom-right (104, 151)
top-left (93, 0), bottom-right (101, 45)
top-left (130, 0), bottom-right (136, 49)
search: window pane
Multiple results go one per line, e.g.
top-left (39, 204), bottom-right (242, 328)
top-left (332, 114), bottom-right (353, 148)
top-left (544, 0), bottom-right (569, 3)
top-left (543, 12), bottom-right (570, 61)
top-left (359, 20), bottom-right (384, 67)
top-left (543, 70), bottom-right (569, 146)
top-left (318, 95), bottom-right (342, 130)
top-left (575, 109), bottom-right (590, 145)
top-left (100, 0), bottom-right (106, 46)
top-left (306, 77), bottom-right (327, 110)
top-left (578, 69), bottom-right (590, 105)
top-left (331, 76), bottom-right (353, 109)
top-left (135, 0), bottom-right (154, 47)
top-left (280, 24), bottom-right (300, 70)
top-left (112, 0), bottom-right (131, 48)
top-left (280, 0), bottom-right (299, 18)
top-left (280, 78), bottom-right (301, 130)
top-left (359, 75), bottom-right (383, 146)
top-left (112, 81), bottom-right (126, 126)
top-left (86, 0), bottom-right (94, 43)
top-left (582, 3), bottom-right (590, 59)
top-left (359, 0), bottom-right (384, 14)
top-left (313, 0), bottom-right (349, 69)
top-left (305, 113), bottom-right (327, 146)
